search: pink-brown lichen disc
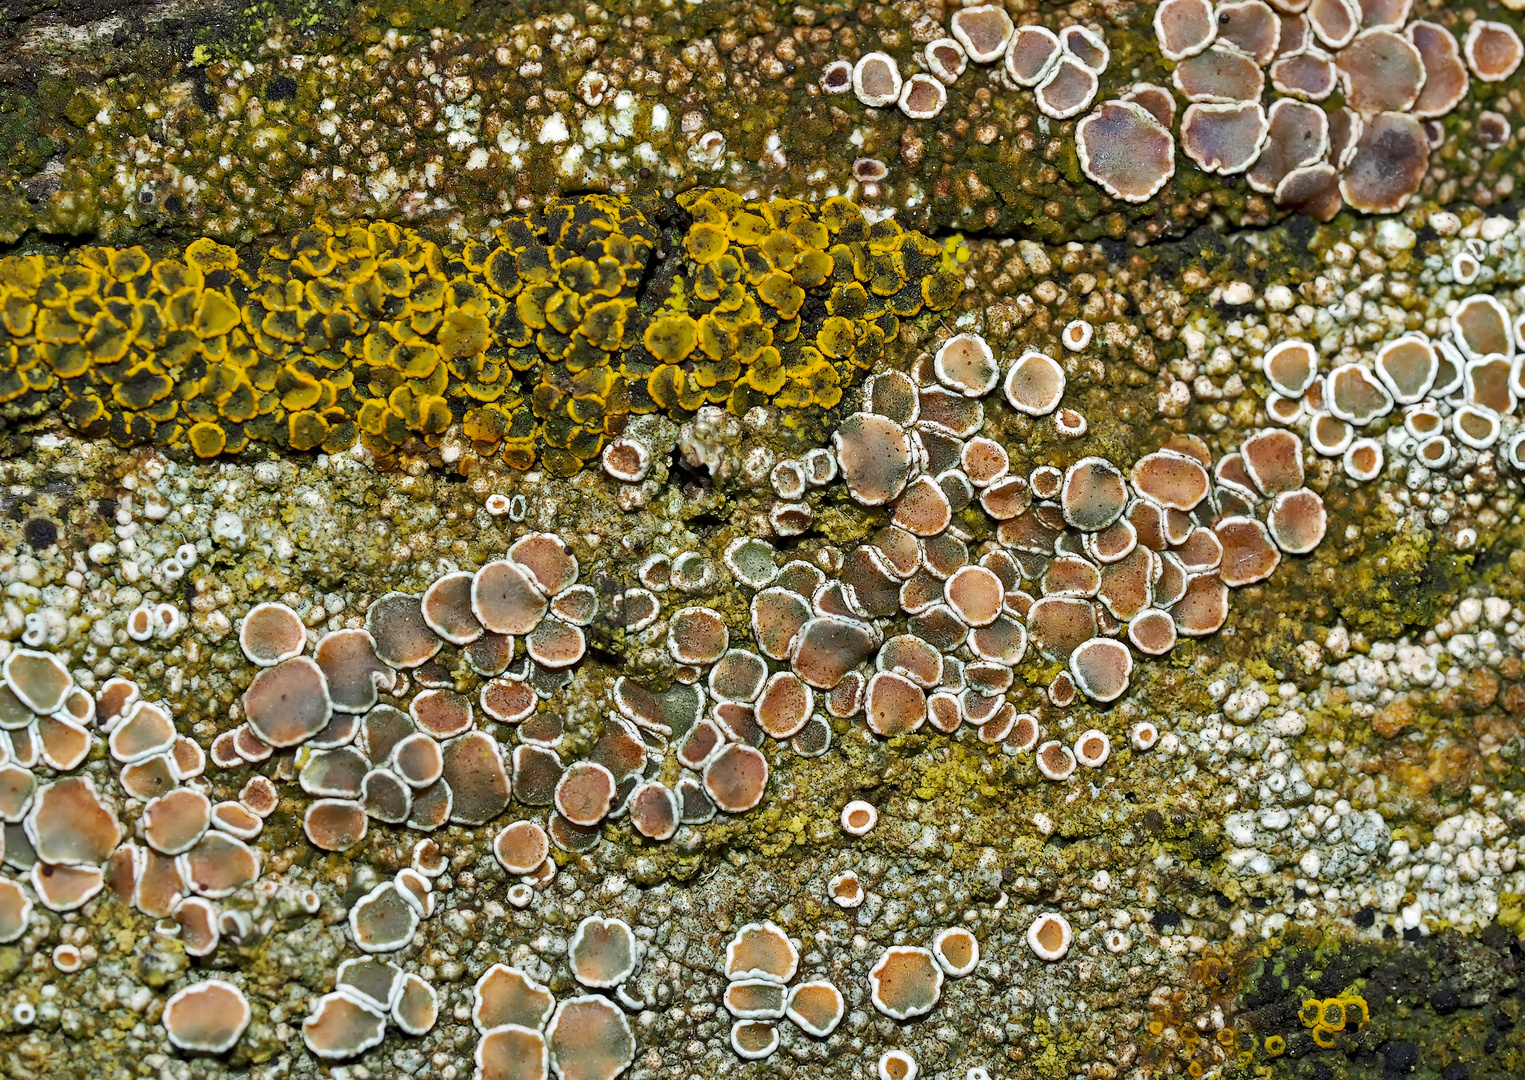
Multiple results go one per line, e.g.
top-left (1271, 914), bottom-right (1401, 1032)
top-left (32, 863), bottom-right (104, 912)
top-left (393, 973), bottom-right (438, 1036)
top-left (1132, 451), bottom-right (1210, 510)
top-left (1180, 103), bottom-right (1270, 175)
top-left (555, 761), bottom-right (616, 827)
top-left (820, 59), bottom-right (852, 94)
top-left (629, 782), bottom-right (679, 841)
top-left (1215, 517), bottom-right (1282, 586)
top-left (1241, 429), bottom-right (1306, 495)
top-left (0, 878), bottom-right (33, 943)
top-left (979, 476), bottom-right (1032, 522)
top-left (547, 996), bottom-right (636, 1080)
top-left (950, 4), bottom-right (1014, 64)
top-left (1128, 609), bottom-right (1179, 655)
top-left (180, 832), bottom-right (260, 899)
top-left (349, 881), bottom-right (420, 953)
top-left (366, 592), bottom-right (443, 669)
top-left (1248, 99), bottom-right (1329, 194)
top-left (891, 476), bottom-right (952, 538)
top-left (1027, 913), bottom-right (1073, 960)
top-left (1042, 555), bottom-right (1101, 599)
top-left (1123, 82), bottom-right (1176, 128)
top-left (960, 437), bottom-right (1009, 489)
top-left (878, 633), bottom-right (945, 688)
top-left (1465, 357), bottom-right (1516, 416)
top-left (898, 74), bottom-right (947, 120)
top-left (1452, 406), bottom-right (1501, 451)
top-left (601, 436), bottom-right (651, 482)
top-left (1173, 574), bottom-right (1231, 636)
top-left (1344, 437), bottom-right (1385, 479)
top-left (1326, 363), bottom-right (1394, 424)
top-left (510, 533), bottom-right (579, 597)
top-left (726, 921), bottom-right (799, 983)
top-left (1173, 45), bottom-right (1266, 104)
top-left (238, 602), bottom-right (307, 666)
top-left (472, 562), bottom-right (548, 637)
top-left (242, 656), bottom-right (332, 748)
top-left (1155, 0), bottom-right (1217, 61)
top-left (176, 897), bottom-right (219, 957)
top-left (475, 1024), bottom-right (548, 1080)
top-left (756, 671), bottom-right (814, 739)
top-left (211, 800), bottom-right (263, 840)
top-left (526, 616), bottom-right (587, 669)
top-left (1308, 0), bottom-right (1360, 49)
top-left (833, 412), bottom-right (912, 506)
top-left (1076, 101), bottom-right (1176, 204)
top-left (789, 615), bottom-right (879, 689)
top-left (1466, 21), bottom-right (1524, 83)
top-left (420, 571), bottom-right (483, 646)
top-left (481, 677), bottom-right (538, 726)
top-left (1452, 295), bottom-right (1514, 362)
top-left (1005, 26), bottom-right (1061, 85)
top-left (3, 648), bottom-right (71, 714)
top-left (1037, 740), bottom-right (1077, 780)
top-left (1004, 351), bottom-right (1066, 415)
top-left (852, 52), bottom-right (902, 107)
top-left (704, 744), bottom-right (769, 813)
top-left (730, 1020), bottom-right (778, 1061)
top-left (864, 671), bottom-right (927, 737)
top-left (706, 649), bottom-right (767, 704)
top-left (1339, 111), bottom-right (1428, 214)
top-left (1035, 57), bottom-right (1099, 120)
top-left (926, 37), bottom-right (967, 84)
top-left (474, 964), bottom-right (555, 1033)
top-left (109, 700), bottom-right (176, 762)
top-left (314, 629), bottom-right (394, 714)
top-left (143, 788), bottom-right (211, 856)
top-left (933, 333), bottom-right (998, 396)
top-left (569, 915), bottom-right (638, 988)
top-left (303, 992), bottom-right (387, 1059)
top-left (723, 982), bottom-right (785, 1027)
top-left (868, 946), bottom-right (944, 1020)
top-left (36, 713), bottom-right (88, 772)
top-left (1069, 638), bottom-right (1133, 702)
top-left (1276, 163), bottom-right (1344, 221)
top-left (1062, 25), bottom-right (1110, 72)
top-left (945, 565), bottom-right (1006, 626)
top-left (1074, 728), bottom-right (1112, 769)
top-left (1375, 335), bottom-right (1439, 403)
top-left (1028, 596), bottom-right (1099, 662)
top-left (303, 798), bottom-right (368, 852)
top-left (164, 980), bottom-right (251, 1055)
top-left (787, 981), bottom-right (846, 1037)
top-left (1218, 0), bottom-right (1282, 63)
top-left (1408, 22), bottom-right (1469, 118)
top-left (1263, 340), bottom-right (1320, 396)
top-left (1061, 458), bottom-right (1128, 531)
top-left (387, 732), bottom-right (442, 789)
top-left (668, 607), bottom-right (729, 665)
top-left (493, 821), bottom-right (550, 876)
top-left (26, 776), bottom-right (120, 865)
top-left (1271, 48), bottom-right (1338, 101)
top-left (1336, 30), bottom-right (1425, 115)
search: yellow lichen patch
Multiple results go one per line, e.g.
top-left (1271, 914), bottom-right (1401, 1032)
top-left (645, 315), bottom-right (698, 365)
top-left (0, 192), bottom-right (961, 470)
top-left (187, 421), bottom-right (226, 458)
top-left (1299, 993), bottom-right (1368, 1048)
